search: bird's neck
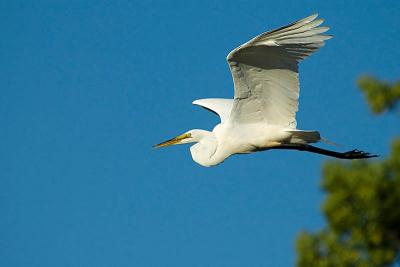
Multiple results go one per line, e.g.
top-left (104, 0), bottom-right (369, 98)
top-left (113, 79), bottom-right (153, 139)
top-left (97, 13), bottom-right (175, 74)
top-left (189, 131), bottom-right (221, 167)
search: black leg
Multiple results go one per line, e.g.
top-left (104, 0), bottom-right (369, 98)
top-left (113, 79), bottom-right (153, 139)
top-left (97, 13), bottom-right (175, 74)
top-left (268, 144), bottom-right (378, 159)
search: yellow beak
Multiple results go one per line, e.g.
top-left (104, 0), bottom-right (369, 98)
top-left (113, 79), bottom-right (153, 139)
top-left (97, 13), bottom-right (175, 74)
top-left (153, 133), bottom-right (192, 148)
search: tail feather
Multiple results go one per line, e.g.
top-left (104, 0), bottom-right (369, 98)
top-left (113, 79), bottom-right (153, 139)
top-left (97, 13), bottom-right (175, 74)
top-left (286, 130), bottom-right (321, 144)
top-left (320, 137), bottom-right (341, 147)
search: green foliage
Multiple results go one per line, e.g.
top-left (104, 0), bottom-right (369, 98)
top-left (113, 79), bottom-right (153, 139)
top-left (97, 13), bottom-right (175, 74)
top-left (296, 76), bottom-right (400, 267)
top-left (296, 140), bottom-right (400, 267)
top-left (358, 76), bottom-right (400, 114)
top-left (297, 140), bottom-right (400, 267)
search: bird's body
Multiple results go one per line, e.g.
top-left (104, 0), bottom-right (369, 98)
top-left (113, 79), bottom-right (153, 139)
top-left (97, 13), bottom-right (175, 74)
top-left (186, 118), bottom-right (318, 167)
top-left (190, 125), bottom-right (286, 167)
top-left (155, 14), bottom-right (377, 166)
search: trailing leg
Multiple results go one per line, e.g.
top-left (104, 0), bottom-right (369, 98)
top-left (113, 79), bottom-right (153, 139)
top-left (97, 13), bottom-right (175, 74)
top-left (269, 144), bottom-right (378, 159)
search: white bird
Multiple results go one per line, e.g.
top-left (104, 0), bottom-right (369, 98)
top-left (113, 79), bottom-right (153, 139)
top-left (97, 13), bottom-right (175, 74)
top-left (154, 14), bottom-right (376, 167)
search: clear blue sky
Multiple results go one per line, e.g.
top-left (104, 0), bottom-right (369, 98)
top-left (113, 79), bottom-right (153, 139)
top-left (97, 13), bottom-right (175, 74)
top-left (1, 1), bottom-right (399, 266)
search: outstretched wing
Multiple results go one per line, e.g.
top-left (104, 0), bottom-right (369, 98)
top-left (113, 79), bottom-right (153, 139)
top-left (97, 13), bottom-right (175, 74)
top-left (227, 14), bottom-right (331, 128)
top-left (193, 98), bottom-right (234, 123)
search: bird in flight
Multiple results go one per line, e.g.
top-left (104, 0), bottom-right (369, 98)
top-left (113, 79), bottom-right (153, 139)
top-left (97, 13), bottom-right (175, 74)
top-left (154, 14), bottom-right (377, 167)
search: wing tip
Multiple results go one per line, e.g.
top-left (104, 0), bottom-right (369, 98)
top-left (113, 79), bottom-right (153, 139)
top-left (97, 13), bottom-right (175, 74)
top-left (302, 13), bottom-right (319, 23)
top-left (192, 99), bottom-right (201, 105)
top-left (310, 13), bottom-right (319, 19)
top-left (192, 98), bottom-right (218, 106)
top-left (322, 34), bottom-right (333, 40)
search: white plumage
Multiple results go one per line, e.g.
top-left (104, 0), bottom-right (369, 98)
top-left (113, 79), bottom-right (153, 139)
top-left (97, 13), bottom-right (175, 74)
top-left (227, 13), bottom-right (330, 128)
top-left (155, 14), bottom-right (376, 166)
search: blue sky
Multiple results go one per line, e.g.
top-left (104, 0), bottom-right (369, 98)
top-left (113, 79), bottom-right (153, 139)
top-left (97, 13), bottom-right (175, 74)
top-left (1, 1), bottom-right (399, 266)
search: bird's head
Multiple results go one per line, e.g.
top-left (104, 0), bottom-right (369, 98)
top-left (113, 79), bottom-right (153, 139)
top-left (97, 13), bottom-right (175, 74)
top-left (154, 129), bottom-right (220, 167)
top-left (153, 130), bottom-right (204, 148)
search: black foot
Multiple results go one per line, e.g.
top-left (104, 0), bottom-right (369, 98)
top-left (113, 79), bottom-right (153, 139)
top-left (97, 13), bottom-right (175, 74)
top-left (341, 149), bottom-right (378, 159)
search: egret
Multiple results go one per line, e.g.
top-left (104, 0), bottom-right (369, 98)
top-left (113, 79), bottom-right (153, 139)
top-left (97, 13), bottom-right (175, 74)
top-left (154, 14), bottom-right (377, 167)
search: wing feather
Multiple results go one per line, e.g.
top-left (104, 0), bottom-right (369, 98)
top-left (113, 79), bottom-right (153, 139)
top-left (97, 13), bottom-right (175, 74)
top-left (193, 98), bottom-right (233, 123)
top-left (227, 14), bottom-right (331, 128)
